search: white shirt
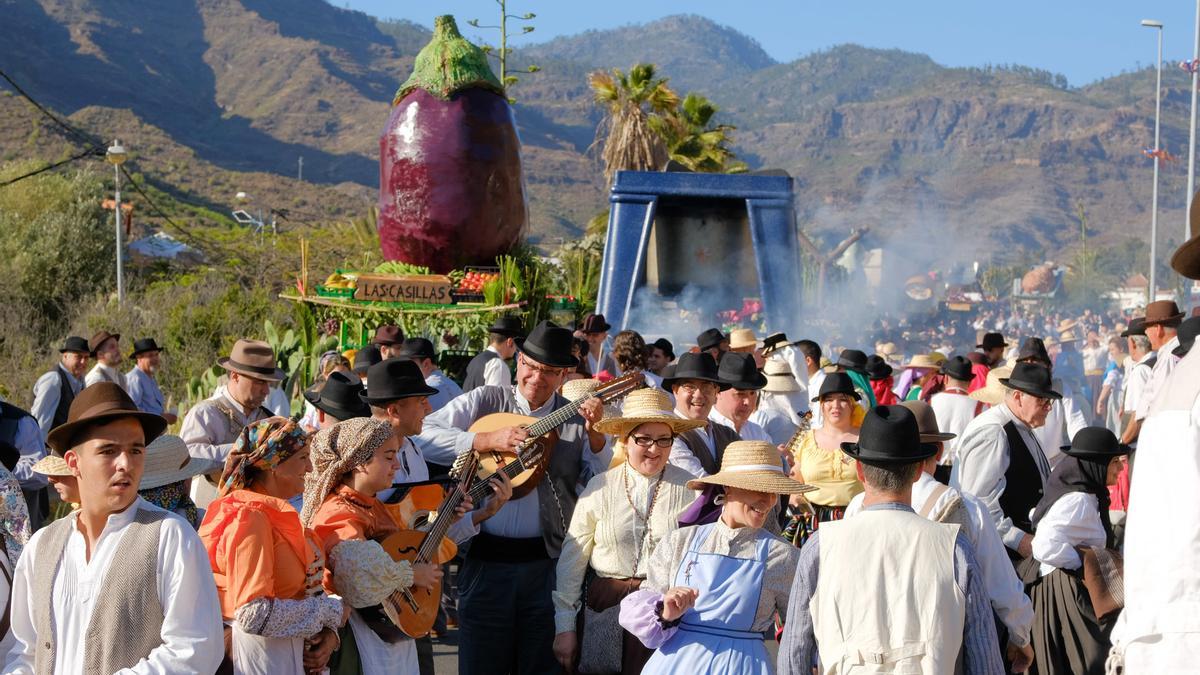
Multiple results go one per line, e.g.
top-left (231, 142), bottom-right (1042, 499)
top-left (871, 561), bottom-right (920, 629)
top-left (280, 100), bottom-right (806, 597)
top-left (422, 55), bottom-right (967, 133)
top-left (5, 498), bottom-right (223, 675)
top-left (708, 408), bottom-right (771, 442)
top-left (425, 369), bottom-right (463, 412)
top-left (845, 472), bottom-right (1034, 647)
top-left (807, 369), bottom-right (827, 429)
top-left (1136, 336), bottom-right (1181, 421)
top-left (1034, 378), bottom-right (1089, 466)
top-left (1122, 352), bottom-right (1156, 414)
top-left (1031, 492), bottom-right (1107, 576)
top-left (481, 347), bottom-right (511, 388)
top-left (930, 390), bottom-right (979, 465)
top-left (749, 406), bottom-right (799, 446)
top-left (180, 390), bottom-right (271, 475)
top-left (83, 363), bottom-right (127, 391)
top-left (951, 402), bottom-right (1051, 550)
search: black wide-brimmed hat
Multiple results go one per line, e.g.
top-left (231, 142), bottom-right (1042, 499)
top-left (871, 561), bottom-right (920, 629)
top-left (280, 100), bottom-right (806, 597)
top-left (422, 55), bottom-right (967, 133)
top-left (718, 352), bottom-right (767, 390)
top-left (941, 355), bottom-right (974, 382)
top-left (1120, 318), bottom-right (1147, 337)
top-left (812, 372), bottom-right (861, 402)
top-left (1000, 362), bottom-right (1061, 400)
top-left (662, 352), bottom-right (730, 391)
top-left (353, 344), bottom-right (382, 375)
top-left (651, 338), bottom-right (675, 361)
top-left (696, 328), bottom-right (727, 353)
top-left (129, 338), bottom-right (164, 359)
top-left (518, 320), bottom-right (578, 369)
top-left (1061, 426), bottom-right (1130, 461)
top-left (761, 332), bottom-right (795, 357)
top-left (360, 358), bottom-right (439, 405)
top-left (59, 336), bottom-right (90, 354)
top-left (397, 337), bottom-right (436, 360)
top-left (304, 371), bottom-right (370, 421)
top-left (1015, 337), bottom-right (1051, 366)
top-left (865, 354), bottom-right (893, 381)
top-left (977, 332), bottom-right (1007, 350)
top-left (371, 325), bottom-right (405, 347)
top-left (1173, 316), bottom-right (1200, 357)
top-left (836, 349), bottom-right (868, 374)
top-left (46, 382), bottom-right (168, 454)
top-left (579, 313), bottom-right (611, 334)
top-left (488, 315), bottom-right (526, 338)
top-left (841, 404), bottom-right (937, 464)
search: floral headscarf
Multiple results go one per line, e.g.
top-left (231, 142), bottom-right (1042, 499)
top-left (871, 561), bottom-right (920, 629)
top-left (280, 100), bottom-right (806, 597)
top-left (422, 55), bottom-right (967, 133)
top-left (299, 417), bottom-right (393, 527)
top-left (219, 417), bottom-right (309, 496)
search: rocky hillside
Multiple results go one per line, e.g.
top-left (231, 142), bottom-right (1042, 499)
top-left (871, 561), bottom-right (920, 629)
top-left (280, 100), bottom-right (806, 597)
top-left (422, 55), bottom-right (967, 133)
top-left (1, 0), bottom-right (1195, 259)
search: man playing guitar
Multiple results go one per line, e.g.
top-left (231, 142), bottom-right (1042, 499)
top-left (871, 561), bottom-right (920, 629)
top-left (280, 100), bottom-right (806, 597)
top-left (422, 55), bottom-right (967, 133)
top-left (415, 321), bottom-right (610, 675)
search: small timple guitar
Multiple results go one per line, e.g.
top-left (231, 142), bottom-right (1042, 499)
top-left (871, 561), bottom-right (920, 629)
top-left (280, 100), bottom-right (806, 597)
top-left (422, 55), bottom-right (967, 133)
top-left (468, 371), bottom-right (646, 499)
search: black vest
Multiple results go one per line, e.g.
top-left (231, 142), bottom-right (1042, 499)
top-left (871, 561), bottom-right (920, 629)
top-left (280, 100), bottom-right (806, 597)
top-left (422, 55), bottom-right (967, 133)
top-left (52, 367), bottom-right (76, 429)
top-left (677, 423), bottom-right (741, 475)
top-left (0, 402), bottom-right (34, 470)
top-left (999, 421), bottom-right (1045, 535)
top-left (462, 350), bottom-right (502, 392)
top-left (459, 386), bottom-right (587, 557)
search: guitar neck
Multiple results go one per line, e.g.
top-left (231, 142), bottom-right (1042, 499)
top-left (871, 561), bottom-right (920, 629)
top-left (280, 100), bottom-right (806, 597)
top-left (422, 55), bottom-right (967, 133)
top-left (524, 396), bottom-right (586, 438)
top-left (467, 455), bottom-right (528, 502)
top-left (414, 487), bottom-right (465, 563)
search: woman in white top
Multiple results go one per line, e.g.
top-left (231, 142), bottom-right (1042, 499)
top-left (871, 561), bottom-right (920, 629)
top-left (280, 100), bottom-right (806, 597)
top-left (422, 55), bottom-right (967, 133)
top-left (1028, 426), bottom-right (1128, 675)
top-left (552, 388), bottom-right (705, 675)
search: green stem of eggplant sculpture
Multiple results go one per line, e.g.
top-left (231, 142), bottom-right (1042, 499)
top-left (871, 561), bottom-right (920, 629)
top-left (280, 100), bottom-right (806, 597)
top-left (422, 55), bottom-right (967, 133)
top-left (395, 15), bottom-right (504, 103)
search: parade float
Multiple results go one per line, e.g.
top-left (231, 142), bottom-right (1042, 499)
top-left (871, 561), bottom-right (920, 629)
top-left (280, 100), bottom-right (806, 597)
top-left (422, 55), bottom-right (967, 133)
top-left (281, 16), bottom-right (580, 361)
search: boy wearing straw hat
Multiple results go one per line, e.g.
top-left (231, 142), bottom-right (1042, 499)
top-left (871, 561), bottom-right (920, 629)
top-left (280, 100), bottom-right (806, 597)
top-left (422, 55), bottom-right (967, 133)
top-left (779, 405), bottom-right (1003, 674)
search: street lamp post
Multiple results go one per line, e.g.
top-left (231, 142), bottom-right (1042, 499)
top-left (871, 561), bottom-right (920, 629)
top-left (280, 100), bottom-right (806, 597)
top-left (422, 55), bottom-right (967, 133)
top-left (1143, 19), bottom-right (1164, 303)
top-left (1190, 5), bottom-right (1200, 241)
top-left (105, 139), bottom-right (128, 304)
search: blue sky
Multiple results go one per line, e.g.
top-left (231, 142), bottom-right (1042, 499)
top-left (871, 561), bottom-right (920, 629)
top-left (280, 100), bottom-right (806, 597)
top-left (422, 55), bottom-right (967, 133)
top-left (344, 0), bottom-right (1200, 86)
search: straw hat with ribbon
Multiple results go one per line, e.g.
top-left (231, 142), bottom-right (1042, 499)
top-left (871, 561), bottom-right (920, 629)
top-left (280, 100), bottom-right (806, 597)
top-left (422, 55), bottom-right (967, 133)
top-left (687, 440), bottom-right (815, 495)
top-left (594, 388), bottom-right (706, 438)
top-left (32, 454), bottom-right (72, 477)
top-left (728, 328), bottom-right (759, 351)
top-left (140, 434), bottom-right (211, 490)
top-left (903, 353), bottom-right (943, 371)
top-left (762, 360), bottom-right (799, 393)
top-left (970, 366), bottom-right (1013, 406)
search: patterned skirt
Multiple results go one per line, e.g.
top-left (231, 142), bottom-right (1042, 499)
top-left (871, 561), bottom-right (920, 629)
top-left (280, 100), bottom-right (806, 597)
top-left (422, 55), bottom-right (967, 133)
top-left (782, 502), bottom-right (847, 547)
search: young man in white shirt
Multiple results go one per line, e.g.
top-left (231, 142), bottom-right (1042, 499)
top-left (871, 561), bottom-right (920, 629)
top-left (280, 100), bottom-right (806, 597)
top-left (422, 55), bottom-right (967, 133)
top-left (83, 331), bottom-right (127, 391)
top-left (5, 383), bottom-right (223, 674)
top-left (709, 352), bottom-right (772, 442)
top-left (930, 355), bottom-right (981, 481)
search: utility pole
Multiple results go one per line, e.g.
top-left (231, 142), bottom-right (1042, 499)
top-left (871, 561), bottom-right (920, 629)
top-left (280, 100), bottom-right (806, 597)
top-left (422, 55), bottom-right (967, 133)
top-left (1190, 1), bottom-right (1200, 242)
top-left (298, 156), bottom-right (303, 182)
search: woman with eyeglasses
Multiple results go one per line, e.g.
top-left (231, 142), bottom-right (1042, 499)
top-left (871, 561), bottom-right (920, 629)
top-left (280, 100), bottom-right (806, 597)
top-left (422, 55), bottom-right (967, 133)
top-left (781, 373), bottom-right (864, 547)
top-left (552, 388), bottom-right (706, 675)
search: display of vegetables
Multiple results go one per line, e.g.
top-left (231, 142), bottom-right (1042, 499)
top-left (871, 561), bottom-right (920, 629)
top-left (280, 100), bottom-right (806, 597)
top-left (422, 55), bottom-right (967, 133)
top-left (456, 270), bottom-right (499, 293)
top-left (377, 15), bottom-right (527, 273)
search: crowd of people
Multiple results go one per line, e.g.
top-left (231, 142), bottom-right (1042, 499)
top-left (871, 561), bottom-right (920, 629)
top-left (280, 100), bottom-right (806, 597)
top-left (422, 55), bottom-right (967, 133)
top-left (0, 230), bottom-right (1197, 675)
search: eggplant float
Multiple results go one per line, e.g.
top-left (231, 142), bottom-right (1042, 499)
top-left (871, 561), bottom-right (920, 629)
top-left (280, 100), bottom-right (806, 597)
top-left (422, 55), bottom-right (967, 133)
top-left (377, 15), bottom-right (527, 273)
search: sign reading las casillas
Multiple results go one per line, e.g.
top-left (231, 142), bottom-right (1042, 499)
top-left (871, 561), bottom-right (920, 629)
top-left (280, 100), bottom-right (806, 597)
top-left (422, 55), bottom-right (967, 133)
top-left (354, 274), bottom-right (454, 303)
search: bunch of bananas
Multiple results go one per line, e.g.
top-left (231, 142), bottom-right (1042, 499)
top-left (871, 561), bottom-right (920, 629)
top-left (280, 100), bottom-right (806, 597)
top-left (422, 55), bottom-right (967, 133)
top-left (322, 273), bottom-right (357, 289)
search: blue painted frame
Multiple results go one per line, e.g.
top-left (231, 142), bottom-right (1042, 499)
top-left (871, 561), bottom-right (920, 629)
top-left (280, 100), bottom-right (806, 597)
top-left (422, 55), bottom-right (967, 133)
top-left (596, 170), bottom-right (802, 333)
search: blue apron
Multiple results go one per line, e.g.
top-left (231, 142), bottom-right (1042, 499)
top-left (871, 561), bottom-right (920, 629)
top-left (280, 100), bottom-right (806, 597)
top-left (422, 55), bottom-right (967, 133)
top-left (643, 522), bottom-right (773, 674)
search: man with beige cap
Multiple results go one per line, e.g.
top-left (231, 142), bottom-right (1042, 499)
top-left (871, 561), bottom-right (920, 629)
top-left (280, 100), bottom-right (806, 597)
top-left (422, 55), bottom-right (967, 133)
top-left (179, 339), bottom-right (283, 507)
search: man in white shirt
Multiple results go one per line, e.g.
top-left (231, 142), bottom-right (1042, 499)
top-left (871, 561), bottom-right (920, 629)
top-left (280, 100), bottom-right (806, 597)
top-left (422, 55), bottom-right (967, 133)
top-left (790, 340), bottom-right (824, 426)
top-left (663, 353), bottom-right (739, 477)
top-left (930, 355), bottom-right (981, 480)
top-left (83, 331), bottom-right (126, 391)
top-left (1131, 300), bottom-right (1183, 432)
top-left (579, 313), bottom-right (617, 376)
top-left (5, 382), bottom-right (223, 674)
top-left (952, 362), bottom-right (1057, 559)
top-left (709, 352), bottom-right (772, 442)
top-left (1120, 333), bottom-right (1155, 445)
top-left (397, 337), bottom-right (463, 411)
top-left (124, 338), bottom-right (177, 423)
top-left (846, 401), bottom-right (1034, 670)
top-left (462, 315), bottom-right (524, 392)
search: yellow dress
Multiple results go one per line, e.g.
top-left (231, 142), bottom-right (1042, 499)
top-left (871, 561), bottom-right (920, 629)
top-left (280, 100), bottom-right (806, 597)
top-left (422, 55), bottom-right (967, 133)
top-left (793, 429), bottom-right (863, 508)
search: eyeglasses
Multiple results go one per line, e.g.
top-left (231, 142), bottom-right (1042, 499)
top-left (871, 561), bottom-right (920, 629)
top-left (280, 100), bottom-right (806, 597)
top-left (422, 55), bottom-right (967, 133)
top-left (676, 382), bottom-right (718, 395)
top-left (629, 435), bottom-right (675, 448)
top-left (519, 355), bottom-right (567, 377)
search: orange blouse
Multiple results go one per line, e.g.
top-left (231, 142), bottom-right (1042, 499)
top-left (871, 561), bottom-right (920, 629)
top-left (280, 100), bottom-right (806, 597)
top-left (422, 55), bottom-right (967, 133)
top-left (199, 490), bottom-right (326, 620)
top-left (308, 485), bottom-right (404, 594)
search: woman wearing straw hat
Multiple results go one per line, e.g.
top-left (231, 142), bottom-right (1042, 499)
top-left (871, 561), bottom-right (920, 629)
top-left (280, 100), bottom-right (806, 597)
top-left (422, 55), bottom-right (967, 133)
top-left (781, 374), bottom-right (864, 548)
top-left (618, 440), bottom-right (812, 674)
top-left (137, 434), bottom-right (212, 528)
top-left (552, 389), bottom-right (705, 675)
top-left (32, 454), bottom-right (78, 509)
top-left (200, 417), bottom-right (348, 675)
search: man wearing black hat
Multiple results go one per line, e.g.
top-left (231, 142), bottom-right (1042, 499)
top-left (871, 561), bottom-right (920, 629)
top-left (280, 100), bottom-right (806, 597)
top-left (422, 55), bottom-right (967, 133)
top-left (1012, 338), bottom-right (1088, 466)
top-left (303, 370), bottom-right (370, 430)
top-left (125, 338), bottom-right (176, 423)
top-left (779, 405), bottom-right (1003, 674)
top-left (930, 356), bottom-right (980, 482)
top-left (462, 315), bottom-right (525, 392)
top-left (414, 321), bottom-right (608, 675)
top-left (579, 313), bottom-right (617, 377)
top-left (398, 337), bottom-right (463, 412)
top-left (977, 332), bottom-right (1008, 368)
top-left (646, 338), bottom-right (675, 376)
top-left (696, 327), bottom-right (728, 361)
top-left (710, 352), bottom-right (772, 442)
top-left (665, 352), bottom-right (740, 477)
top-left (25, 336), bottom-right (91, 527)
top-left (953, 362), bottom-right (1059, 559)
top-left (352, 344), bottom-right (382, 385)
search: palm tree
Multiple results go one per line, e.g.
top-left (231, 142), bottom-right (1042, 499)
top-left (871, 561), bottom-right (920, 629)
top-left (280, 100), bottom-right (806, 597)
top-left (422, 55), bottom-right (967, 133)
top-left (589, 64), bottom-right (680, 187)
top-left (664, 93), bottom-right (748, 174)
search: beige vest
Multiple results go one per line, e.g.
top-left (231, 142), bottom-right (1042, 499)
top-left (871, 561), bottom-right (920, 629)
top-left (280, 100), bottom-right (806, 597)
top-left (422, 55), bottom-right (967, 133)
top-left (32, 508), bottom-right (167, 675)
top-left (811, 509), bottom-right (966, 674)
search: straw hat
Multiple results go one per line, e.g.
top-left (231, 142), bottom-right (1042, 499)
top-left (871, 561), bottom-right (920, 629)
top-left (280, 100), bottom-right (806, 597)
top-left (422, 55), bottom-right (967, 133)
top-left (903, 353), bottom-right (942, 370)
top-left (593, 388), bottom-right (705, 438)
top-left (140, 434), bottom-right (210, 490)
top-left (728, 328), bottom-right (758, 351)
top-left (686, 441), bottom-right (815, 495)
top-left (875, 342), bottom-right (898, 360)
top-left (1057, 318), bottom-right (1079, 334)
top-left (560, 378), bottom-right (599, 402)
top-left (32, 454), bottom-right (72, 477)
top-left (969, 366), bottom-right (1013, 406)
top-left (762, 360), bottom-right (799, 393)
top-left (1051, 330), bottom-right (1082, 344)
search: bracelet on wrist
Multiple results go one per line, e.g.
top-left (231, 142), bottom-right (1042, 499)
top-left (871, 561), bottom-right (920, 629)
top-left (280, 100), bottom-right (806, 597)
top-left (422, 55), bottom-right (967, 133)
top-left (653, 600), bottom-right (682, 629)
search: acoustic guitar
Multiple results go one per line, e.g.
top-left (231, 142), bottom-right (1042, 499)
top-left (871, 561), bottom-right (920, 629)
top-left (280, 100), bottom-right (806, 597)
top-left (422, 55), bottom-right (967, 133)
top-left (468, 371), bottom-right (646, 499)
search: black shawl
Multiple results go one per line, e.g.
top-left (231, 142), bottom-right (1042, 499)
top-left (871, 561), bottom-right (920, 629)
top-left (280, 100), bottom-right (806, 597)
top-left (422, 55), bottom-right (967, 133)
top-left (1030, 455), bottom-right (1115, 548)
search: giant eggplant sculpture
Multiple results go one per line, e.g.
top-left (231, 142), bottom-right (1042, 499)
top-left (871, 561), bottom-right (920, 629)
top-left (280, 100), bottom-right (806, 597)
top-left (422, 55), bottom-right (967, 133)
top-left (377, 15), bottom-right (527, 273)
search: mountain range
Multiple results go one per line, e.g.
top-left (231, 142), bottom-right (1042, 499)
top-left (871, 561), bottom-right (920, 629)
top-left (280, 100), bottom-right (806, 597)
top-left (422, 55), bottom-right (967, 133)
top-left (2, 0), bottom-right (1196, 262)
